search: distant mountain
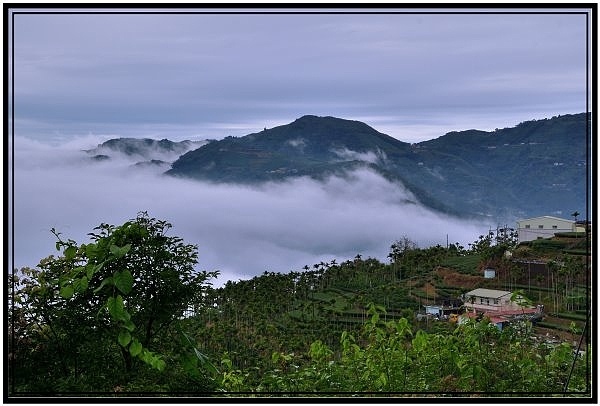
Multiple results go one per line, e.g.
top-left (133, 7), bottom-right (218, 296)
top-left (411, 113), bottom-right (589, 221)
top-left (132, 159), bottom-right (170, 169)
top-left (165, 113), bottom-right (589, 222)
top-left (167, 115), bottom-right (410, 179)
top-left (84, 138), bottom-right (209, 163)
top-left (166, 116), bottom-right (452, 213)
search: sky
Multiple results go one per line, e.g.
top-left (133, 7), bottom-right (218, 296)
top-left (6, 6), bottom-right (593, 287)
top-left (8, 7), bottom-right (590, 144)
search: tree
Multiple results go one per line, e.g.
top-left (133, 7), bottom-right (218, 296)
top-left (388, 236), bottom-right (418, 263)
top-left (10, 212), bottom-right (218, 392)
top-left (388, 236), bottom-right (418, 281)
top-left (571, 211), bottom-right (581, 237)
top-left (510, 289), bottom-right (533, 314)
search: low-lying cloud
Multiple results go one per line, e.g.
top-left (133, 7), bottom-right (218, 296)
top-left (331, 147), bottom-right (388, 166)
top-left (9, 135), bottom-right (490, 287)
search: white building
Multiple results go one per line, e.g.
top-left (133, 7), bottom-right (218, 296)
top-left (461, 288), bottom-right (543, 330)
top-left (516, 215), bottom-right (575, 243)
top-left (463, 288), bottom-right (520, 313)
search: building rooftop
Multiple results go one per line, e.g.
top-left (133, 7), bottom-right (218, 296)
top-left (464, 288), bottom-right (512, 299)
top-left (517, 215), bottom-right (574, 223)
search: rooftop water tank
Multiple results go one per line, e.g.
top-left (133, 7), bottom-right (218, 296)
top-left (484, 268), bottom-right (496, 279)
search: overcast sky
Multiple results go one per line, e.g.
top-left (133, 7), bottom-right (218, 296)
top-left (9, 7), bottom-right (590, 144)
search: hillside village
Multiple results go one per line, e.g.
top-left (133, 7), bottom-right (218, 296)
top-left (413, 214), bottom-right (590, 346)
top-left (177, 213), bottom-right (592, 370)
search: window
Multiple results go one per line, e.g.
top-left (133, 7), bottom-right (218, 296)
top-left (538, 225), bottom-right (544, 229)
top-left (525, 225), bottom-right (531, 229)
top-left (480, 298), bottom-right (484, 304)
top-left (493, 299), bottom-right (499, 305)
top-left (552, 225), bottom-right (558, 229)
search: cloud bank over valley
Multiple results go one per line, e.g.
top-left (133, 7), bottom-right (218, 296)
top-left (11, 135), bottom-right (492, 286)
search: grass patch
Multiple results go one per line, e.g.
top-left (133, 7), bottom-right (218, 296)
top-left (554, 232), bottom-right (588, 238)
top-left (549, 312), bottom-right (588, 321)
top-left (530, 239), bottom-right (569, 252)
top-left (440, 254), bottom-right (482, 275)
top-left (536, 321), bottom-right (572, 331)
top-left (562, 249), bottom-right (589, 255)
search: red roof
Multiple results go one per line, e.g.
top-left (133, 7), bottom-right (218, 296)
top-left (463, 307), bottom-right (538, 323)
top-left (486, 308), bottom-right (537, 317)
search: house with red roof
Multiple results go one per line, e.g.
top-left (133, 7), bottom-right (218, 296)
top-left (461, 288), bottom-right (543, 330)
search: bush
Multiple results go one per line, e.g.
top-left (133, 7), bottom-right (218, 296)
top-left (531, 239), bottom-right (568, 251)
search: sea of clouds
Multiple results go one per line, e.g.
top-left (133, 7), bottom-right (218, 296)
top-left (8, 134), bottom-right (491, 287)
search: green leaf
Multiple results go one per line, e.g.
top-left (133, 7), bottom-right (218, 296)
top-left (110, 244), bottom-right (131, 259)
top-left (412, 330), bottom-right (429, 352)
top-left (194, 348), bottom-right (218, 374)
top-left (85, 243), bottom-right (98, 259)
top-left (72, 266), bottom-right (85, 277)
top-left (139, 349), bottom-right (166, 371)
top-left (129, 339), bottom-right (142, 356)
top-left (193, 347), bottom-right (206, 361)
top-left (93, 276), bottom-right (113, 293)
top-left (114, 269), bottom-right (134, 295)
top-left (107, 295), bottom-right (128, 321)
top-left (109, 244), bottom-right (120, 256)
top-left (118, 330), bottom-right (132, 347)
top-left (123, 320), bottom-right (135, 332)
top-left (107, 296), bottom-right (117, 314)
top-left (371, 312), bottom-right (380, 325)
top-left (86, 265), bottom-right (95, 280)
top-left (182, 355), bottom-right (201, 378)
top-left (86, 262), bottom-right (104, 281)
top-left (375, 372), bottom-right (387, 389)
top-left (59, 285), bottom-right (74, 299)
top-left (64, 245), bottom-right (77, 260)
top-left (271, 352), bottom-right (280, 364)
top-left (140, 349), bottom-right (152, 364)
top-left (152, 358), bottom-right (166, 372)
top-left (58, 275), bottom-right (70, 287)
top-left (73, 276), bottom-right (89, 293)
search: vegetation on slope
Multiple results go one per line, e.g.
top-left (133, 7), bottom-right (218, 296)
top-left (8, 214), bottom-right (591, 397)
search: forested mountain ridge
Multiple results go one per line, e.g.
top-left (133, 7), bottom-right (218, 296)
top-left (413, 113), bottom-right (589, 220)
top-left (167, 113), bottom-right (590, 221)
top-left (84, 137), bottom-right (208, 163)
top-left (85, 113), bottom-right (590, 222)
top-left (166, 115), bottom-right (415, 183)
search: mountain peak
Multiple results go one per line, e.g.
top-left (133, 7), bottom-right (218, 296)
top-left (167, 114), bottom-right (412, 184)
top-left (290, 114), bottom-right (373, 129)
top-left (294, 114), bottom-right (351, 122)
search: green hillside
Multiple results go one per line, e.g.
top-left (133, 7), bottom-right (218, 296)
top-left (10, 214), bottom-right (591, 395)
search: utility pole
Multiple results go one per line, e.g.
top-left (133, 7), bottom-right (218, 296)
top-left (528, 261), bottom-right (531, 293)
